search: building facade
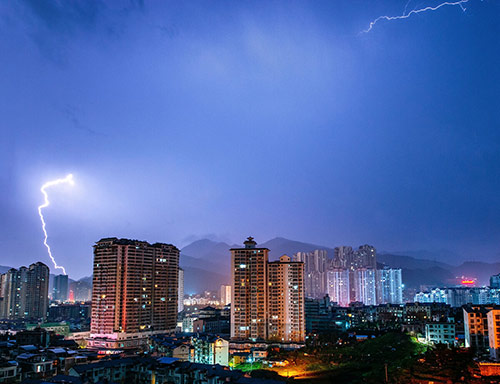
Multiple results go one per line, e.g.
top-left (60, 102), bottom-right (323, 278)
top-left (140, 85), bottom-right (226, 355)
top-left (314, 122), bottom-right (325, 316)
top-left (53, 274), bottom-right (69, 302)
top-left (353, 269), bottom-right (377, 305)
top-left (294, 250), bottom-right (327, 299)
top-left (220, 285), bottom-right (231, 306)
top-left (326, 269), bottom-right (350, 307)
top-left (191, 335), bottom-right (229, 366)
top-left (178, 268), bottom-right (184, 313)
top-left (231, 238), bottom-right (306, 343)
top-left (230, 237), bottom-right (268, 341)
top-left (0, 262), bottom-right (49, 321)
top-left (376, 268), bottom-right (403, 304)
top-left (267, 255), bottom-right (305, 342)
top-left (90, 238), bottom-right (179, 347)
top-left (464, 305), bottom-right (492, 355)
top-left (425, 321), bottom-right (456, 345)
top-left (487, 308), bottom-right (500, 360)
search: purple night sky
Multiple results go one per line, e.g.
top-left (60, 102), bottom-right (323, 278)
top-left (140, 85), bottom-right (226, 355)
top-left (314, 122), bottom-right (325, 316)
top-left (1, 0), bottom-right (499, 278)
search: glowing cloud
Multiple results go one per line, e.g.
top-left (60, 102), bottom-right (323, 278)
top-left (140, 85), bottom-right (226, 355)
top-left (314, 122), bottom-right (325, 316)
top-left (362, 0), bottom-right (469, 33)
top-left (37, 174), bottom-right (75, 275)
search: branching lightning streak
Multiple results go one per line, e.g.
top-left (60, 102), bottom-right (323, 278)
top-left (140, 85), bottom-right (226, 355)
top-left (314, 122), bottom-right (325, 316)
top-left (38, 174), bottom-right (75, 275)
top-left (362, 0), bottom-right (469, 33)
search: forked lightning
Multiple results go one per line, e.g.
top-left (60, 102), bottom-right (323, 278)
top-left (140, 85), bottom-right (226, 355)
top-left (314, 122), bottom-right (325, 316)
top-left (38, 174), bottom-right (74, 275)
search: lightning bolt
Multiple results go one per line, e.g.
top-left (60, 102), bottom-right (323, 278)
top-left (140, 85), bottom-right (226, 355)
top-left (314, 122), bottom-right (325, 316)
top-left (38, 174), bottom-right (75, 275)
top-left (362, 0), bottom-right (469, 33)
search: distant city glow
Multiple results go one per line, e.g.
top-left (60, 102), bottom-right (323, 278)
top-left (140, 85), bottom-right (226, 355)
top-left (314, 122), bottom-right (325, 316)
top-left (37, 174), bottom-right (75, 275)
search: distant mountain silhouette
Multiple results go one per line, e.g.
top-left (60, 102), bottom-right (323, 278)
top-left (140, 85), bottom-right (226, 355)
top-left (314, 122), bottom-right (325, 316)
top-left (387, 249), bottom-right (464, 265)
top-left (259, 237), bottom-right (335, 261)
top-left (377, 253), bottom-right (451, 270)
top-left (77, 276), bottom-right (93, 284)
top-left (179, 237), bottom-right (500, 291)
top-left (3, 238), bottom-right (499, 294)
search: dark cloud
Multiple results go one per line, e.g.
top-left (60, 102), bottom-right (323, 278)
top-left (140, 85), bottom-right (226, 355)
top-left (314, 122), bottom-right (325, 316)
top-left (60, 104), bottom-right (105, 137)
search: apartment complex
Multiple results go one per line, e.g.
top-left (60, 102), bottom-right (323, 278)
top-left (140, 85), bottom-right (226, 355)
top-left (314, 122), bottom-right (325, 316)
top-left (230, 237), bottom-right (305, 343)
top-left (326, 269), bottom-right (350, 307)
top-left (53, 274), bottom-right (69, 302)
top-left (294, 250), bottom-right (327, 299)
top-left (0, 262), bottom-right (49, 321)
top-left (178, 268), bottom-right (184, 313)
top-left (332, 245), bottom-right (377, 270)
top-left (90, 238), bottom-right (179, 348)
top-left (377, 268), bottom-right (403, 305)
top-left (220, 285), bottom-right (231, 306)
top-left (353, 269), bottom-right (377, 305)
top-left (268, 255), bottom-right (305, 342)
top-left (425, 321), bottom-right (456, 345)
top-left (292, 244), bottom-right (401, 306)
top-left (487, 308), bottom-right (500, 360)
top-left (230, 237), bottom-right (269, 341)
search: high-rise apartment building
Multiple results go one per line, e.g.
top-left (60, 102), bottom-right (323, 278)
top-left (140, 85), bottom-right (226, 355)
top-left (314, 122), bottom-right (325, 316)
top-left (70, 280), bottom-right (92, 302)
top-left (178, 268), bottom-right (184, 313)
top-left (220, 284), bottom-right (231, 306)
top-left (326, 269), bottom-right (350, 307)
top-left (267, 255), bottom-right (305, 342)
top-left (231, 238), bottom-right (306, 343)
top-left (332, 245), bottom-right (376, 270)
top-left (332, 246), bottom-right (353, 269)
top-left (353, 269), bottom-right (377, 305)
top-left (376, 268), bottom-right (403, 304)
top-left (90, 238), bottom-right (179, 348)
top-left (353, 245), bottom-right (377, 270)
top-left (294, 250), bottom-right (327, 299)
top-left (53, 274), bottom-right (69, 302)
top-left (230, 237), bottom-right (268, 341)
top-left (491, 274), bottom-right (500, 289)
top-left (0, 262), bottom-right (49, 321)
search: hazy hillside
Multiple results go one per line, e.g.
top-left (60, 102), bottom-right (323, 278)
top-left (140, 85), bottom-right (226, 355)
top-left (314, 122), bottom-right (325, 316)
top-left (389, 249), bottom-right (464, 265)
top-left (181, 239), bottom-right (232, 266)
top-left (3, 238), bottom-right (498, 294)
top-left (259, 237), bottom-right (335, 260)
top-left (179, 237), bottom-right (500, 291)
top-left (452, 262), bottom-right (500, 286)
top-left (378, 253), bottom-right (452, 270)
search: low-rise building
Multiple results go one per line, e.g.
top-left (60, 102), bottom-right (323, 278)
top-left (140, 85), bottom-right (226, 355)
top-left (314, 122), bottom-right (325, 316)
top-left (425, 320), bottom-right (456, 345)
top-left (191, 335), bottom-right (229, 366)
top-left (487, 308), bottom-right (500, 361)
top-left (463, 305), bottom-right (492, 355)
top-left (0, 359), bottom-right (19, 383)
top-left (16, 353), bottom-right (54, 381)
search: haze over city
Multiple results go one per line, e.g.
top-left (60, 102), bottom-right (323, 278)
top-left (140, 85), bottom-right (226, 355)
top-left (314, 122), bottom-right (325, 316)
top-left (1, 0), bottom-right (499, 278)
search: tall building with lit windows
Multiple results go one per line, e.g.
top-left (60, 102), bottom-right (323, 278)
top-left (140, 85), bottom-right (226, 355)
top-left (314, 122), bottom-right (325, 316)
top-left (376, 268), bottom-right (403, 304)
top-left (231, 238), bottom-right (305, 343)
top-left (89, 238), bottom-right (179, 349)
top-left (294, 250), bottom-right (327, 299)
top-left (230, 237), bottom-right (268, 341)
top-left (178, 268), bottom-right (184, 313)
top-left (0, 262), bottom-right (49, 321)
top-left (53, 274), bottom-right (69, 302)
top-left (268, 255), bottom-right (305, 342)
top-left (353, 269), bottom-right (377, 305)
top-left (326, 269), bottom-right (350, 307)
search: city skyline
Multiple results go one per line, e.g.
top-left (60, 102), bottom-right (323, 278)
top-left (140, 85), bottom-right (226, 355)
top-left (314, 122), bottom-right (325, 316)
top-left (1, 0), bottom-right (500, 278)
